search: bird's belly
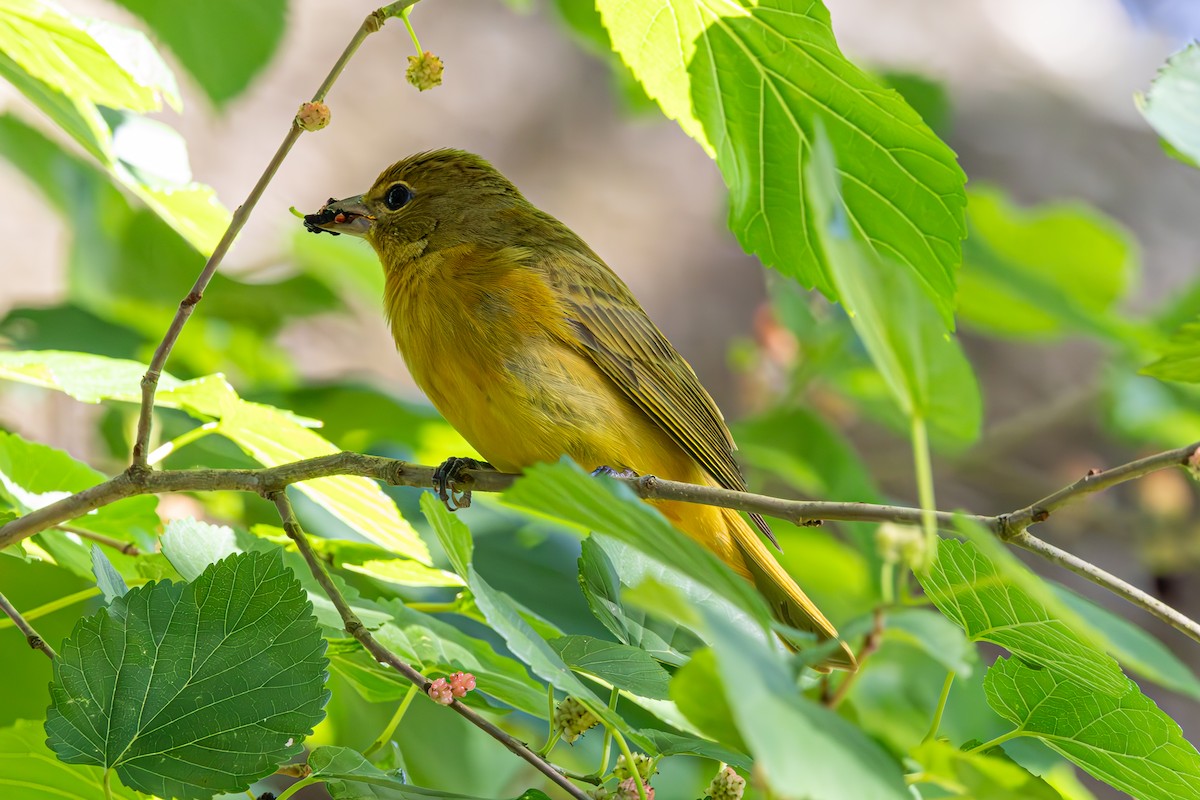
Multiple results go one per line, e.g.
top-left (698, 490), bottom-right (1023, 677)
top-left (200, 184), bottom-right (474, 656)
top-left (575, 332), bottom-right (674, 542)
top-left (408, 336), bottom-right (685, 477)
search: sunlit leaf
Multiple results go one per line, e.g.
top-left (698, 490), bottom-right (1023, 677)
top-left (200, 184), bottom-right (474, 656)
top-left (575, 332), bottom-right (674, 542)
top-left (985, 657), bottom-right (1200, 800)
top-left (1138, 43), bottom-right (1200, 169)
top-left (921, 538), bottom-right (1129, 696)
top-left (597, 0), bottom-right (966, 320)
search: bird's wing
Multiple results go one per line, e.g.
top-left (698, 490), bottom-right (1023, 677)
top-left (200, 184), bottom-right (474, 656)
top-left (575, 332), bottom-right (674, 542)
top-left (545, 252), bottom-right (776, 546)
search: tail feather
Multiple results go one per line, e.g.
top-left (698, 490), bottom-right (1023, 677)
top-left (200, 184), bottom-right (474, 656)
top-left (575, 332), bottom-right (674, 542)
top-left (726, 508), bottom-right (858, 672)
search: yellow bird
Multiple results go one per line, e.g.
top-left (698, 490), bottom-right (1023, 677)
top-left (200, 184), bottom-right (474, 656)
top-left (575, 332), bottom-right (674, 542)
top-left (305, 149), bottom-right (855, 671)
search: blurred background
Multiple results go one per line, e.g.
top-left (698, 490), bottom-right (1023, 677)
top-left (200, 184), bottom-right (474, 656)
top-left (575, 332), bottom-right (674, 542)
top-left (3, 1), bottom-right (1200, 797)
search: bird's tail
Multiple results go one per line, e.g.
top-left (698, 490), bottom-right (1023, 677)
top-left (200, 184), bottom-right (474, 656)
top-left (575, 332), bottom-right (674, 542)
top-left (725, 507), bottom-right (858, 672)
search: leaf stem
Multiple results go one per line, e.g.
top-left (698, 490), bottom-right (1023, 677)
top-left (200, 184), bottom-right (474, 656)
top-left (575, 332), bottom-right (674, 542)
top-left (537, 684), bottom-right (561, 756)
top-left (364, 683), bottom-right (419, 758)
top-left (146, 422), bottom-right (218, 466)
top-left (967, 728), bottom-right (1024, 754)
top-left (406, 600), bottom-right (459, 614)
top-left (0, 587), bottom-right (99, 629)
top-left (0, 589), bottom-right (56, 659)
top-left (910, 415), bottom-right (937, 572)
top-left (597, 687), bottom-right (618, 776)
top-left (401, 6), bottom-right (423, 53)
top-left (274, 776), bottom-right (320, 800)
top-left (922, 671), bottom-right (955, 743)
top-left (57, 526), bottom-right (141, 556)
top-left (611, 728), bottom-right (648, 800)
top-left (103, 769), bottom-right (113, 800)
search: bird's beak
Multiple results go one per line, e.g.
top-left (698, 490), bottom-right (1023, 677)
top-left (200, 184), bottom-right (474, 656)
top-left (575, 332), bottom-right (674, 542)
top-left (303, 194), bottom-right (375, 237)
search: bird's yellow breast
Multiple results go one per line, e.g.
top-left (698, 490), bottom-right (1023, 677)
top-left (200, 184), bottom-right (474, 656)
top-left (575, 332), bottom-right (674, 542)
top-left (385, 244), bottom-right (679, 477)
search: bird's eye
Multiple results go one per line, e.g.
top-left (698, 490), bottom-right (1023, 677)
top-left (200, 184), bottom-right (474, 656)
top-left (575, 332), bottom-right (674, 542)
top-left (384, 183), bottom-right (413, 210)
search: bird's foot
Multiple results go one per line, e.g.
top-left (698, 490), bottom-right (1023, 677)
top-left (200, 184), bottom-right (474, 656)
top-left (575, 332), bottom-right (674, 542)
top-left (590, 465), bottom-right (639, 479)
top-left (432, 456), bottom-right (490, 511)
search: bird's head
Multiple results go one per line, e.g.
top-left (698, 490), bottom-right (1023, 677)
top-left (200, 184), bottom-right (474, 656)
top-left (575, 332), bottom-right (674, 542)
top-left (303, 149), bottom-right (529, 265)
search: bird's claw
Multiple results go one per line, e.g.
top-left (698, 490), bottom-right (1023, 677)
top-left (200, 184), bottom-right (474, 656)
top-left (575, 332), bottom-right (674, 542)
top-left (590, 465), bottom-right (639, 479)
top-left (433, 456), bottom-right (487, 511)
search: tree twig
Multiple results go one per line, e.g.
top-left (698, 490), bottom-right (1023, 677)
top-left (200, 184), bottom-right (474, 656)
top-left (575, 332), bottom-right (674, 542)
top-left (0, 589), bottom-right (56, 659)
top-left (129, 0), bottom-right (421, 468)
top-left (1011, 531), bottom-right (1200, 644)
top-left (997, 443), bottom-right (1200, 539)
top-left (57, 526), bottom-right (141, 556)
top-left (268, 491), bottom-right (590, 800)
top-left (0, 443), bottom-right (1197, 646)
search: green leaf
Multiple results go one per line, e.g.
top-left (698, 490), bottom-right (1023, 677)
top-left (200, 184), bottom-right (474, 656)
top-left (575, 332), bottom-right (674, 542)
top-left (90, 545), bottom-right (127, 602)
top-left (635, 727), bottom-right (750, 770)
top-left (920, 538), bottom-right (1129, 696)
top-left (669, 647), bottom-right (749, 754)
top-left (422, 492), bottom-right (472, 577)
top-left (0, 350), bottom-right (169, 404)
top-left (883, 607), bottom-right (974, 676)
top-left (501, 460), bottom-right (771, 626)
top-left (0, 48), bottom-right (108, 159)
top-left (160, 517), bottom-right (239, 581)
top-left (806, 130), bottom-right (981, 443)
top-left (549, 635), bottom-right (672, 699)
top-left (0, 720), bottom-right (142, 800)
top-left (576, 535), bottom-right (699, 666)
top-left (597, 0), bottom-right (966, 321)
top-left (45, 550), bottom-right (330, 799)
top-left (169, 522), bottom-right (394, 633)
top-left (985, 656), bottom-right (1200, 800)
top-left (1138, 43), bottom-right (1200, 169)
top-left (958, 187), bottom-right (1139, 342)
top-left (0, 61), bottom-right (227, 254)
top-left (1141, 317), bottom-right (1200, 383)
top-left (0, 0), bottom-right (172, 113)
top-left (308, 538), bottom-right (464, 589)
top-left (661, 583), bottom-right (910, 799)
top-left (110, 0), bottom-right (285, 106)
top-left (1050, 584), bottom-right (1200, 702)
top-left (910, 739), bottom-right (1062, 799)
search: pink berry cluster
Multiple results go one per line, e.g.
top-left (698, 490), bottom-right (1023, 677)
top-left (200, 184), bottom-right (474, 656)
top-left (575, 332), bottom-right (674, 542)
top-left (705, 766), bottom-right (746, 800)
top-left (589, 778), bottom-right (654, 800)
top-left (426, 671), bottom-right (476, 705)
top-left (406, 51), bottom-right (444, 91)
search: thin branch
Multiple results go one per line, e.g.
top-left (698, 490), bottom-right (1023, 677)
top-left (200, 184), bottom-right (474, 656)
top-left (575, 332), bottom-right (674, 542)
top-left (269, 491), bottom-right (590, 800)
top-left (998, 443), bottom-right (1200, 539)
top-left (129, 2), bottom-right (418, 467)
top-left (0, 443), bottom-right (1198, 646)
top-left (58, 526), bottom-right (141, 556)
top-left (1011, 531), bottom-right (1200, 644)
top-left (0, 589), bottom-right (56, 659)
